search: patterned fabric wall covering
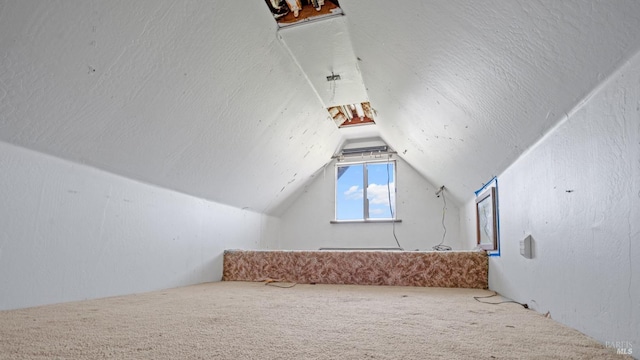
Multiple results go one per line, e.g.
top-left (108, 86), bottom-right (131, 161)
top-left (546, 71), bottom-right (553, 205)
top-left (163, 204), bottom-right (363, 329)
top-left (223, 250), bottom-right (488, 289)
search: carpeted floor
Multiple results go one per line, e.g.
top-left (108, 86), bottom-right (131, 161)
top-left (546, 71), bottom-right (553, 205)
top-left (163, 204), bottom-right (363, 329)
top-left (0, 282), bottom-right (628, 359)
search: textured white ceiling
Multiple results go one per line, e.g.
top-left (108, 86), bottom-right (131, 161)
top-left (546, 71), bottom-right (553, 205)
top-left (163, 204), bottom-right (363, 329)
top-left (340, 0), bottom-right (640, 202)
top-left (278, 15), bottom-right (368, 108)
top-left (1, 0), bottom-right (640, 212)
top-left (0, 0), bottom-right (341, 213)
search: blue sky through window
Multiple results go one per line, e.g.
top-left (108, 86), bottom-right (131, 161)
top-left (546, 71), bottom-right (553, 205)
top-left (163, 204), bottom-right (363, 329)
top-left (336, 164), bottom-right (363, 220)
top-left (367, 163), bottom-right (395, 218)
top-left (336, 162), bottom-right (395, 220)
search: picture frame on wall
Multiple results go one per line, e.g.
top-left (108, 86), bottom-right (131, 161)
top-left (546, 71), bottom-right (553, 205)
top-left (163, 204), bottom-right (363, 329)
top-left (476, 187), bottom-right (498, 251)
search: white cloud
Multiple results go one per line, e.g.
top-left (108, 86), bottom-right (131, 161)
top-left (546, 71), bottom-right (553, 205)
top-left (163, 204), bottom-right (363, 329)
top-left (367, 182), bottom-right (395, 206)
top-left (344, 185), bottom-right (363, 200)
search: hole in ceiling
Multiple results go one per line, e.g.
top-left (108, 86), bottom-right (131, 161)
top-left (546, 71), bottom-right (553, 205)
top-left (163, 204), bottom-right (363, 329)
top-left (264, 0), bottom-right (343, 27)
top-left (328, 102), bottom-right (375, 128)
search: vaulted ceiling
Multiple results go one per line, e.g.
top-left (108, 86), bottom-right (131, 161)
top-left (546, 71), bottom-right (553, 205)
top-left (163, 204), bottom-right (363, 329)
top-left (1, 0), bottom-right (640, 213)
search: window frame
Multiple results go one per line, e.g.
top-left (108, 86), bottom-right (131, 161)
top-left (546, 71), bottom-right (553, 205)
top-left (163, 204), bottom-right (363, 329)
top-left (333, 158), bottom-right (398, 223)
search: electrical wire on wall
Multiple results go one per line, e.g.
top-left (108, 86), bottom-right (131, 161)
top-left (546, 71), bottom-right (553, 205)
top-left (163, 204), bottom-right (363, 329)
top-left (329, 71), bottom-right (337, 104)
top-left (386, 159), bottom-right (403, 250)
top-left (432, 186), bottom-right (451, 251)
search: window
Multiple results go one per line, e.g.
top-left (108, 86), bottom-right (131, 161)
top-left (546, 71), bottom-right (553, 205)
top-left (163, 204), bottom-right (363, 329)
top-left (335, 160), bottom-right (396, 221)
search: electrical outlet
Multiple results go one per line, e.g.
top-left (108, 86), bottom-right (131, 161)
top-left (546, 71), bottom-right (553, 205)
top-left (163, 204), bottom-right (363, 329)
top-left (520, 235), bottom-right (532, 259)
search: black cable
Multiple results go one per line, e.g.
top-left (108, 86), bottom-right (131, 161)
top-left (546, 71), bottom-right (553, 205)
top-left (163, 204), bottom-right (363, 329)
top-left (261, 278), bottom-right (297, 288)
top-left (473, 292), bottom-right (529, 309)
top-left (387, 161), bottom-right (403, 250)
top-left (265, 281), bottom-right (297, 288)
top-left (441, 192), bottom-right (447, 243)
top-left (432, 189), bottom-right (451, 251)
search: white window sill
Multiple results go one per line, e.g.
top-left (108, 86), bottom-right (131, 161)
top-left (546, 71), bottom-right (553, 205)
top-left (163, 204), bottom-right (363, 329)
top-left (330, 219), bottom-right (402, 224)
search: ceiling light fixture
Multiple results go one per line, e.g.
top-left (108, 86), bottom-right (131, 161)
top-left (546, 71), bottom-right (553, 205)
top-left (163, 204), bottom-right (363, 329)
top-left (326, 72), bottom-right (341, 81)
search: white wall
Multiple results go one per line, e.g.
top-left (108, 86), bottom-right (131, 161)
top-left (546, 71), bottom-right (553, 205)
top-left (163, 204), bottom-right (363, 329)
top-left (0, 141), bottom-right (275, 310)
top-left (461, 52), bottom-right (640, 349)
top-left (275, 156), bottom-right (461, 251)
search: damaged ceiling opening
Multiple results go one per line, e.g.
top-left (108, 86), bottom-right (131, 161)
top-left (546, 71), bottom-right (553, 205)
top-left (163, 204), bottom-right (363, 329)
top-left (329, 102), bottom-right (375, 128)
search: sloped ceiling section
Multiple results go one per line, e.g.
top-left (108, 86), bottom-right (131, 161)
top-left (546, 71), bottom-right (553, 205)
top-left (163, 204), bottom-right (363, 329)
top-left (0, 0), bottom-right (342, 213)
top-left (340, 0), bottom-right (640, 203)
top-left (2, 0), bottom-right (640, 214)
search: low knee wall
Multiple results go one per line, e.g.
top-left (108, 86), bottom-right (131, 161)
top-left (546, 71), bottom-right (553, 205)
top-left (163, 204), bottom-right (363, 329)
top-left (222, 250), bottom-right (488, 289)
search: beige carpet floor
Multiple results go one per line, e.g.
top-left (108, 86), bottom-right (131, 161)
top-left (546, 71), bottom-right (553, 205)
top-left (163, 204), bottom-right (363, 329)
top-left (0, 282), bottom-right (628, 359)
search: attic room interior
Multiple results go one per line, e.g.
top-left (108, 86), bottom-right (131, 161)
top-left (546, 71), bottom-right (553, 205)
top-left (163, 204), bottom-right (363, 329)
top-left (0, 0), bottom-right (638, 358)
